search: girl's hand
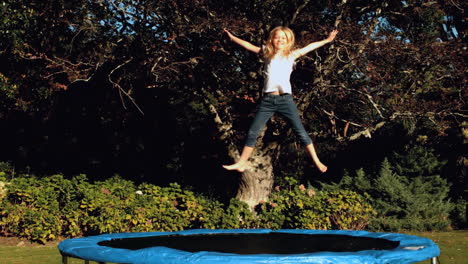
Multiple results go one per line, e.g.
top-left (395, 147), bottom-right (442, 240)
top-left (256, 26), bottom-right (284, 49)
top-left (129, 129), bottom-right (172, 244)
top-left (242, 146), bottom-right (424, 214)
top-left (327, 29), bottom-right (339, 42)
top-left (223, 29), bottom-right (261, 53)
top-left (223, 28), bottom-right (233, 39)
top-left (294, 29), bottom-right (339, 58)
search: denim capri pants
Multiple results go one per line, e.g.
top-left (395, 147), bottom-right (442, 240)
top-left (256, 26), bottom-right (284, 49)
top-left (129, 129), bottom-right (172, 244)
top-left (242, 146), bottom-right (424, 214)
top-left (245, 93), bottom-right (312, 147)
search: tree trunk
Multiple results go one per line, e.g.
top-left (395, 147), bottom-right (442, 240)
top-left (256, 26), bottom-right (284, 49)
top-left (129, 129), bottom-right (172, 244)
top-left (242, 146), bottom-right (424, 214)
top-left (205, 100), bottom-right (278, 210)
top-left (235, 150), bottom-right (274, 209)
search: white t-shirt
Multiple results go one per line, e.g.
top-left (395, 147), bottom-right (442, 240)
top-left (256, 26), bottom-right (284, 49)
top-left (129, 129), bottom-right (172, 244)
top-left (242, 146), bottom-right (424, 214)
top-left (263, 51), bottom-right (296, 94)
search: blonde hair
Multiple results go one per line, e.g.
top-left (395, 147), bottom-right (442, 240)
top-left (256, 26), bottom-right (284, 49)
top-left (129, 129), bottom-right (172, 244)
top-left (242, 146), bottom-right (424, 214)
top-left (263, 26), bottom-right (295, 59)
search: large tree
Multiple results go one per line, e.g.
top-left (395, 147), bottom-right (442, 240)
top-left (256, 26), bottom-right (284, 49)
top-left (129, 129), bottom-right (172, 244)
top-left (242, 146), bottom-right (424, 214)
top-left (1, 0), bottom-right (465, 207)
top-left (172, 0), bottom-right (465, 207)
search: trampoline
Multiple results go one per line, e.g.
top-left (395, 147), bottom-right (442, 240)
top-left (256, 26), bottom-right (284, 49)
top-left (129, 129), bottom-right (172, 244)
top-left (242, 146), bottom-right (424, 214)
top-left (58, 229), bottom-right (440, 264)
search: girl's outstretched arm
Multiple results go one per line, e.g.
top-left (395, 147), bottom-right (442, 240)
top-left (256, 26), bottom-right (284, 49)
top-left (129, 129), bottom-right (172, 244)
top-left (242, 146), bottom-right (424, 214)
top-left (224, 29), bottom-right (261, 54)
top-left (293, 29), bottom-right (338, 59)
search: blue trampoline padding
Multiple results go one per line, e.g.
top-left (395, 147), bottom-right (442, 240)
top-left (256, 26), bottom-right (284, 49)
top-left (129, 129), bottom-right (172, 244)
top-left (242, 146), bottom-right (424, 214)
top-left (58, 229), bottom-right (440, 264)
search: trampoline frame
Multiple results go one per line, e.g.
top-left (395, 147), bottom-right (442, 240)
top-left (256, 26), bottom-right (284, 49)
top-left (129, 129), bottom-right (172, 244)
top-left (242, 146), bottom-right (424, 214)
top-left (60, 257), bottom-right (439, 264)
top-left (59, 229), bottom-right (440, 264)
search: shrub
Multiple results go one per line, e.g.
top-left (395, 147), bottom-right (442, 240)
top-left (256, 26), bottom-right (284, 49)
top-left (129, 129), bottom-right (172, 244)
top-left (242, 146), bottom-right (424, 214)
top-left (1, 173), bottom-right (375, 243)
top-left (79, 179), bottom-right (225, 234)
top-left (0, 180), bottom-right (7, 201)
top-left (451, 198), bottom-right (467, 229)
top-left (0, 174), bottom-right (231, 242)
top-left (0, 175), bottom-right (64, 243)
top-left (221, 198), bottom-right (256, 229)
top-left (256, 177), bottom-right (376, 230)
top-left (390, 145), bottom-right (446, 177)
top-left (0, 161), bottom-right (15, 179)
top-left (130, 182), bottom-right (224, 231)
top-left (322, 154), bottom-right (452, 231)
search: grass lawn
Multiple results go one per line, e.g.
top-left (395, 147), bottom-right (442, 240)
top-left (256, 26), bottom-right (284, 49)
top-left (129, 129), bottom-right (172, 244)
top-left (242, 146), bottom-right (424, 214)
top-left (407, 230), bottom-right (468, 264)
top-left (0, 230), bottom-right (466, 264)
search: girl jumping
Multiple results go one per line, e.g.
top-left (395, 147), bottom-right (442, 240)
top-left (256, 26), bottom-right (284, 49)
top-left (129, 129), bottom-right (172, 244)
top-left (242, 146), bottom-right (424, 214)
top-left (222, 26), bottom-right (338, 173)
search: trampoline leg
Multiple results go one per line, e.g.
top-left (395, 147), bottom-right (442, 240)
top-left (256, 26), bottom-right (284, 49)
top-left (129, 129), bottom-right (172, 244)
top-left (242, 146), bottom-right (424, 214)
top-left (61, 256), bottom-right (68, 264)
top-left (431, 257), bottom-right (437, 264)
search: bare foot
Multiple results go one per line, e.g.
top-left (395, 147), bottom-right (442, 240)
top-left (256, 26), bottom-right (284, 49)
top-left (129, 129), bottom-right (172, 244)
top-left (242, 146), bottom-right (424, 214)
top-left (316, 162), bottom-right (327, 173)
top-left (222, 162), bottom-right (247, 172)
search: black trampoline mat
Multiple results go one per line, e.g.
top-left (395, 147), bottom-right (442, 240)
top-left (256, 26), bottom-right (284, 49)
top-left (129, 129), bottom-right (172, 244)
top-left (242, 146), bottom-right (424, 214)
top-left (98, 232), bottom-right (400, 254)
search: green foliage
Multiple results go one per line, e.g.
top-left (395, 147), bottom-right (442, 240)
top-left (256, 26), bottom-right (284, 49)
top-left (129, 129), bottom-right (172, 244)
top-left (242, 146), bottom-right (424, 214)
top-left (0, 175), bottom-right (225, 243)
top-left (0, 1), bottom-right (464, 245)
top-left (322, 147), bottom-right (452, 231)
top-left (256, 177), bottom-right (376, 230)
top-left (0, 1), bottom-right (33, 51)
top-left (221, 198), bottom-right (256, 229)
top-left (1, 173), bottom-right (378, 243)
top-left (450, 198), bottom-right (467, 229)
top-left (390, 145), bottom-right (447, 177)
top-left (0, 162), bottom-right (13, 201)
top-left (0, 175), bottom-right (64, 243)
top-left (0, 0), bottom-right (464, 213)
top-left (0, 161), bottom-right (15, 179)
top-left (0, 73), bottom-right (20, 112)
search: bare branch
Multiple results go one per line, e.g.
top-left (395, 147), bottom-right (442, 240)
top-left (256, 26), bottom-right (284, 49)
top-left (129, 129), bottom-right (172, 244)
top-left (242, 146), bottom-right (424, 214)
top-left (449, 0), bottom-right (464, 11)
top-left (321, 108), bottom-right (394, 141)
top-left (108, 57), bottom-right (145, 115)
top-left (150, 57), bottom-right (163, 75)
top-left (202, 90), bottom-right (239, 160)
top-left (152, 57), bottom-right (202, 72)
top-left (341, 86), bottom-right (385, 119)
top-left (68, 28), bottom-right (83, 55)
top-left (290, 0), bottom-right (311, 25)
top-left (336, 46), bottom-right (351, 63)
top-left (334, 0), bottom-right (348, 28)
top-left (348, 121), bottom-right (386, 141)
top-left (68, 62), bottom-right (101, 85)
top-left (18, 50), bottom-right (100, 86)
top-left (322, 109), bottom-right (365, 129)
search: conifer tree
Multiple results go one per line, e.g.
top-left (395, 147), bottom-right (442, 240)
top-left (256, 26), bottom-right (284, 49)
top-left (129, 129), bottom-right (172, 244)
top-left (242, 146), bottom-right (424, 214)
top-left (322, 155), bottom-right (452, 231)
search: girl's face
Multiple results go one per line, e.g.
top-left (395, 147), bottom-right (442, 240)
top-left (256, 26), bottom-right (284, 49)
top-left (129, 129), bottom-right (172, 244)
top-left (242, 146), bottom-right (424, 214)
top-left (272, 30), bottom-right (288, 51)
